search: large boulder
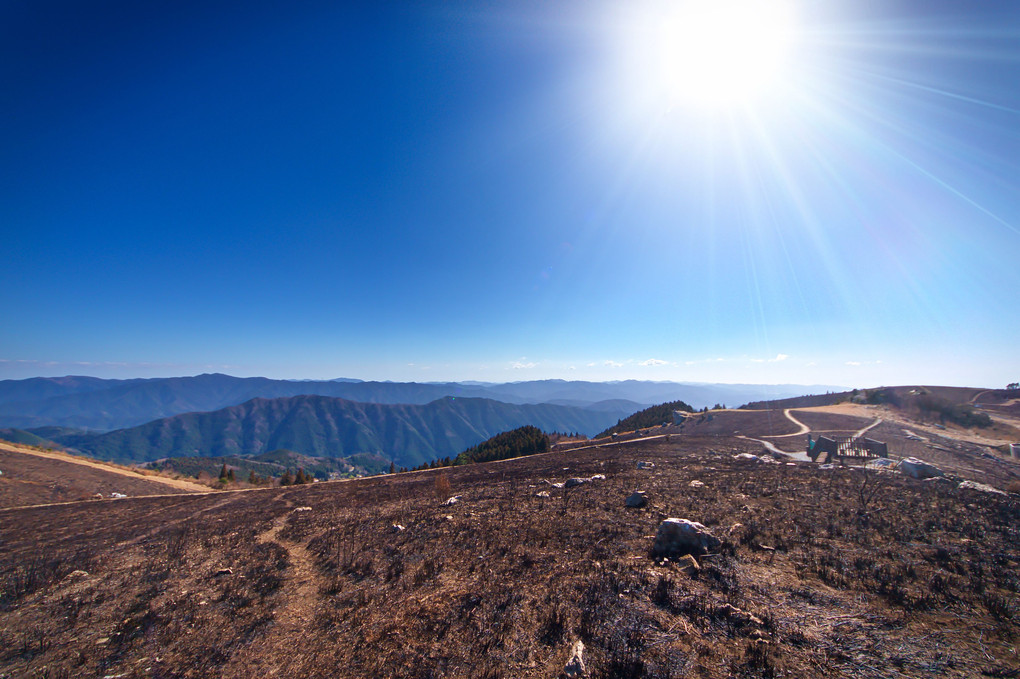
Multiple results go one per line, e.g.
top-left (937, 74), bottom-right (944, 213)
top-left (899, 457), bottom-right (943, 480)
top-left (652, 518), bottom-right (721, 557)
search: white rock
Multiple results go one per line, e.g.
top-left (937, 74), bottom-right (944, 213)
top-left (443, 496), bottom-right (461, 505)
top-left (899, 457), bottom-right (943, 480)
top-left (653, 518), bottom-right (722, 557)
top-left (536, 490), bottom-right (551, 498)
top-left (564, 640), bottom-right (586, 677)
top-left (293, 506), bottom-right (312, 512)
top-left (564, 477), bottom-right (589, 488)
top-left (958, 480), bottom-right (1006, 496)
top-left (688, 480), bottom-right (705, 488)
top-left (636, 461), bottom-right (655, 470)
top-left (865, 458), bottom-right (898, 470)
top-left (734, 453), bottom-right (759, 462)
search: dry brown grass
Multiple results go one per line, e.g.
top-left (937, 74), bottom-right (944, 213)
top-left (1, 432), bottom-right (1018, 678)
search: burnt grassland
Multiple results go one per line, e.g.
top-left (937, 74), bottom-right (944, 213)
top-left (0, 447), bottom-right (200, 510)
top-left (1, 436), bottom-right (1018, 678)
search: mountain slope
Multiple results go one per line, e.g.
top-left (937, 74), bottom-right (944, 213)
top-left (57, 396), bottom-right (626, 467)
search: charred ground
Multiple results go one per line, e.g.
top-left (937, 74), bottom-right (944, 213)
top-left (2, 411), bottom-right (1019, 678)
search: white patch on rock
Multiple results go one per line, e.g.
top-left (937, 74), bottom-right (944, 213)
top-left (564, 639), bottom-right (586, 677)
top-left (653, 518), bottom-right (722, 557)
top-left (899, 457), bottom-right (943, 480)
top-left (958, 480), bottom-right (1006, 495)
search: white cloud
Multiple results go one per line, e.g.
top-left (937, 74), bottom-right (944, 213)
top-left (845, 361), bottom-right (862, 366)
top-left (639, 358), bottom-right (668, 366)
top-left (511, 361), bottom-right (537, 370)
top-left (769, 353), bottom-right (789, 363)
top-left (586, 362), bottom-right (597, 367)
top-left (604, 360), bottom-right (624, 368)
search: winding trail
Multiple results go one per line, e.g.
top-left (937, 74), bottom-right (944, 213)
top-left (854, 418), bottom-right (883, 438)
top-left (222, 498), bottom-right (325, 678)
top-left (743, 413), bottom-right (884, 463)
top-left (762, 409), bottom-right (810, 438)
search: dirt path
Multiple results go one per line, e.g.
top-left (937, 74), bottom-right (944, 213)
top-left (222, 500), bottom-right (325, 677)
top-left (0, 440), bottom-right (211, 493)
top-left (854, 418), bottom-right (883, 438)
top-left (762, 409), bottom-right (810, 438)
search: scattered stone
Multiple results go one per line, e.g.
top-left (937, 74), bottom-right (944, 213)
top-left (625, 491), bottom-right (648, 508)
top-left (818, 464), bottom-right (835, 470)
top-left (92, 493), bottom-right (104, 500)
top-left (564, 477), bottom-right (589, 488)
top-left (958, 480), bottom-right (1006, 496)
top-left (590, 474), bottom-right (606, 481)
top-left (293, 506), bottom-right (312, 512)
top-left (96, 638), bottom-right (110, 645)
top-left (734, 453), bottom-right (759, 462)
top-left (727, 523), bottom-right (747, 540)
top-left (536, 490), bottom-right (551, 498)
top-left (64, 569), bottom-right (89, 582)
top-left (653, 518), bottom-right (722, 557)
top-left (899, 457), bottom-right (943, 480)
top-left (716, 603), bottom-right (764, 627)
top-left (564, 639), bottom-right (586, 677)
top-left (636, 461), bottom-right (655, 470)
top-left (110, 492), bottom-right (127, 498)
top-left (676, 553), bottom-right (700, 573)
top-left (213, 568), bottom-right (233, 577)
top-left (688, 480), bottom-right (705, 488)
top-left (551, 482), bottom-right (565, 489)
top-left (759, 456), bottom-right (782, 465)
top-left (443, 496), bottom-right (461, 505)
top-left (445, 515), bottom-right (454, 521)
top-left (865, 458), bottom-right (898, 470)
top-left (391, 524), bottom-right (405, 533)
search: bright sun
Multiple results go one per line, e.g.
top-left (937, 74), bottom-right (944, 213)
top-left (653, 0), bottom-right (797, 107)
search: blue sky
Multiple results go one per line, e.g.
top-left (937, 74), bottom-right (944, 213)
top-left (2, 0), bottom-right (1017, 387)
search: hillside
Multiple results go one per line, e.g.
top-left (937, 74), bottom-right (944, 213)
top-left (52, 396), bottom-right (629, 468)
top-left (0, 374), bottom-right (842, 431)
top-left (1, 427), bottom-right (1017, 678)
top-left (0, 440), bottom-right (209, 508)
top-left (595, 399), bottom-right (696, 438)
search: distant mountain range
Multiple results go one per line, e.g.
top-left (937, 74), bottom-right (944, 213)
top-left (0, 373), bottom-right (842, 431)
top-left (35, 395), bottom-right (631, 468)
